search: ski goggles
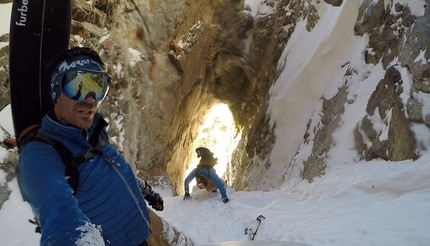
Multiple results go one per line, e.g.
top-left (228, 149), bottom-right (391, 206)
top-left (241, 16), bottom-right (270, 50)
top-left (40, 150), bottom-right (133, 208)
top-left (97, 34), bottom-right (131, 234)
top-left (62, 70), bottom-right (110, 102)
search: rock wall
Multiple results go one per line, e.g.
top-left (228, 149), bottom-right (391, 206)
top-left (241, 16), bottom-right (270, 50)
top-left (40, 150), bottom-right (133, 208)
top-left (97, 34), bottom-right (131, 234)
top-left (353, 1), bottom-right (429, 161)
top-left (68, 0), bottom-right (277, 193)
top-left (0, 33), bottom-right (9, 112)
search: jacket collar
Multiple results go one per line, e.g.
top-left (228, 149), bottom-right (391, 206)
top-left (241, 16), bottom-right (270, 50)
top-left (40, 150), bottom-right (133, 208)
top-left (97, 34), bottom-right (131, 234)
top-left (42, 111), bottom-right (107, 148)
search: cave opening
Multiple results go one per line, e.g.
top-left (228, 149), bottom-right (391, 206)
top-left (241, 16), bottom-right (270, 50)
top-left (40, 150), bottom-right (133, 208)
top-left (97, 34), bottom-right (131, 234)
top-left (186, 103), bottom-right (241, 187)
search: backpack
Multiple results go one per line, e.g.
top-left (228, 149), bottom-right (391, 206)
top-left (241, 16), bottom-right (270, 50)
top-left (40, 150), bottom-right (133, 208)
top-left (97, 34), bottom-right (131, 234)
top-left (194, 147), bottom-right (217, 174)
top-left (194, 155), bottom-right (218, 182)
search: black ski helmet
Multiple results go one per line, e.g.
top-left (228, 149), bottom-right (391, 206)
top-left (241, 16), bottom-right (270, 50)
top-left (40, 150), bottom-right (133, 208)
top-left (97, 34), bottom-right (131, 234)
top-left (195, 147), bottom-right (213, 158)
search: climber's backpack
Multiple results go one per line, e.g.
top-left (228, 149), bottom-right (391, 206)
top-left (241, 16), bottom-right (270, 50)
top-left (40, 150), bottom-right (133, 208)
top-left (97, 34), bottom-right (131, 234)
top-left (195, 160), bottom-right (218, 189)
top-left (194, 150), bottom-right (218, 181)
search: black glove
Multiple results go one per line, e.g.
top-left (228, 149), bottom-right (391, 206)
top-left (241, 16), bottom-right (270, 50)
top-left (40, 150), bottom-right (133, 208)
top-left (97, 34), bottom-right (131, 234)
top-left (145, 191), bottom-right (164, 211)
top-left (183, 192), bottom-right (192, 200)
top-left (222, 196), bottom-right (229, 203)
top-left (137, 178), bottom-right (164, 211)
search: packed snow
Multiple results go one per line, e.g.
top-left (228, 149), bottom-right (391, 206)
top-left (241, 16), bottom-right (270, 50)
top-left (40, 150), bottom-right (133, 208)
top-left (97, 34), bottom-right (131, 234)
top-left (1, 1), bottom-right (429, 245)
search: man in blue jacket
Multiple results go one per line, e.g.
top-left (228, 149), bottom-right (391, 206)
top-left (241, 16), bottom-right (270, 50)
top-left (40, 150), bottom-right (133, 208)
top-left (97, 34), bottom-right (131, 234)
top-left (183, 147), bottom-right (230, 203)
top-left (17, 47), bottom-right (163, 245)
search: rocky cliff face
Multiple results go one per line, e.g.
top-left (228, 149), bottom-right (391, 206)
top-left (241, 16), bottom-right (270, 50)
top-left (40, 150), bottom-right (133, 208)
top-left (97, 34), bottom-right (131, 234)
top-left (296, 0), bottom-right (430, 182)
top-left (1, 0), bottom-right (429, 200)
top-left (353, 0), bottom-right (429, 161)
top-left (67, 0), bottom-right (286, 193)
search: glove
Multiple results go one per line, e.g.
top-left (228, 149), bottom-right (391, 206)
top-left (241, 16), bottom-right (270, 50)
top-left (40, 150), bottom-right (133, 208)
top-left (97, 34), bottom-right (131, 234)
top-left (222, 196), bottom-right (230, 203)
top-left (144, 191), bottom-right (164, 211)
top-left (137, 179), bottom-right (164, 211)
top-left (183, 192), bottom-right (192, 200)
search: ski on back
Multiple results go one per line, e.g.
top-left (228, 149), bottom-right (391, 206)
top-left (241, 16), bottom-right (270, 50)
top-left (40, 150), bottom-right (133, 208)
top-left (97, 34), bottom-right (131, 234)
top-left (9, 0), bottom-right (71, 139)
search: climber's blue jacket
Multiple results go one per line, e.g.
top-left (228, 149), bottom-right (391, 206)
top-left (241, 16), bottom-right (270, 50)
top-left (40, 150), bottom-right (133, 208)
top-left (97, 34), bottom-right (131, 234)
top-left (184, 166), bottom-right (227, 197)
top-left (17, 112), bottom-right (150, 245)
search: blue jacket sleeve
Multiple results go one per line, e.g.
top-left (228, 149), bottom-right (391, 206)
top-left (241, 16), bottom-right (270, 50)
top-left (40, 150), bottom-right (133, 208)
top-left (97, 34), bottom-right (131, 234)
top-left (208, 168), bottom-right (227, 197)
top-left (184, 168), bottom-right (197, 193)
top-left (17, 142), bottom-right (104, 246)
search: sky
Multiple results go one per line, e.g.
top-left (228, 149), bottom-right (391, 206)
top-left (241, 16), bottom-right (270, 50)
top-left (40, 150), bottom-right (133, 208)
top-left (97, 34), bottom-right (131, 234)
top-left (1, 1), bottom-right (430, 246)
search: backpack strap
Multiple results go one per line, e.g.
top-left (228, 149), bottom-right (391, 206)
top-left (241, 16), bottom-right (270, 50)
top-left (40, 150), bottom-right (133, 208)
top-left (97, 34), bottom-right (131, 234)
top-left (17, 125), bottom-right (109, 194)
top-left (33, 132), bottom-right (79, 194)
top-left (18, 125), bottom-right (109, 234)
top-left (17, 125), bottom-right (42, 153)
top-left (71, 118), bottom-right (110, 166)
top-left (34, 129), bottom-right (110, 192)
top-left (71, 130), bottom-right (109, 166)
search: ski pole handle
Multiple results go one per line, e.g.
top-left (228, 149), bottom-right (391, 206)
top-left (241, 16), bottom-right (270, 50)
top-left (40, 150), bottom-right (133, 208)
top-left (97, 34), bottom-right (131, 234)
top-left (256, 215), bottom-right (266, 222)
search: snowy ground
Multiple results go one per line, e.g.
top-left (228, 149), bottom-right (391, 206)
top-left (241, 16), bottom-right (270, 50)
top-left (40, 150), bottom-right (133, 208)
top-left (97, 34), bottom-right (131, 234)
top-left (1, 1), bottom-right (430, 246)
top-left (2, 147), bottom-right (430, 246)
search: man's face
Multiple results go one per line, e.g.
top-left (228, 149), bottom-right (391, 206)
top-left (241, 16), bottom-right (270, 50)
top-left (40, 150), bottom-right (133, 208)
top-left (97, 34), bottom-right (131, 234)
top-left (54, 92), bottom-right (98, 130)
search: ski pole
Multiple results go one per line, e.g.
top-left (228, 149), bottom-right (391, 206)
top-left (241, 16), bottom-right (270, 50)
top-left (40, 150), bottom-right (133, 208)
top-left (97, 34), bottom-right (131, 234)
top-left (245, 215), bottom-right (266, 241)
top-left (250, 215), bottom-right (266, 240)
